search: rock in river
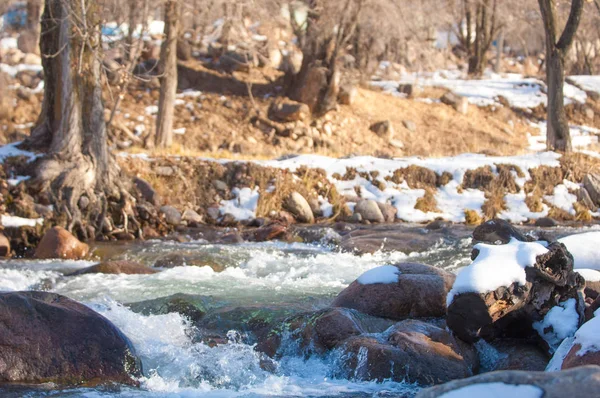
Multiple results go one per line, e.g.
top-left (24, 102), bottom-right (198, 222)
top-left (34, 226), bottom-right (89, 260)
top-left (0, 291), bottom-right (141, 386)
top-left (332, 263), bottom-right (455, 320)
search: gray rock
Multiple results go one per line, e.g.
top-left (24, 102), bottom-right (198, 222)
top-left (182, 209), bottom-right (203, 224)
top-left (578, 186), bottom-right (597, 211)
top-left (134, 177), bottom-right (161, 206)
top-left (535, 217), bottom-right (558, 227)
top-left (369, 120), bottom-right (394, 140)
top-left (416, 366), bottom-right (600, 398)
top-left (160, 205), bottom-right (182, 226)
top-left (284, 192), bottom-right (314, 224)
top-left (355, 199), bottom-right (385, 223)
top-left (350, 212), bottom-right (363, 223)
top-left (583, 173), bottom-right (600, 206)
top-left (441, 92), bottom-right (469, 115)
top-left (213, 180), bottom-right (229, 192)
top-left (207, 206), bottom-right (221, 221)
top-left (377, 202), bottom-right (397, 223)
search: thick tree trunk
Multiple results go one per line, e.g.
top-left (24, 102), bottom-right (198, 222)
top-left (22, 0), bottom-right (130, 237)
top-left (538, 0), bottom-right (584, 152)
top-left (155, 0), bottom-right (180, 148)
top-left (545, 48), bottom-right (572, 152)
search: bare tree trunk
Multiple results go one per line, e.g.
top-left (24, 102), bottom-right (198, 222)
top-left (125, 0), bottom-right (137, 62)
top-left (494, 29), bottom-right (504, 73)
top-left (25, 0), bottom-right (42, 54)
top-left (460, 0), bottom-right (498, 77)
top-left (155, 0), bottom-right (180, 148)
top-left (538, 0), bottom-right (584, 152)
top-left (22, 0), bottom-right (132, 237)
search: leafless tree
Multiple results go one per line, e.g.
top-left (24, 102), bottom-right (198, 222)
top-left (538, 0), bottom-right (584, 152)
top-left (155, 0), bottom-right (180, 148)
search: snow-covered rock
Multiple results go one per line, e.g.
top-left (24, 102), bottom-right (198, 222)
top-left (558, 231), bottom-right (600, 270)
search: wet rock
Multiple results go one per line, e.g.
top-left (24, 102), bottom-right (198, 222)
top-left (369, 120), bottom-right (394, 140)
top-left (134, 177), bottom-right (161, 206)
top-left (0, 233), bottom-right (10, 257)
top-left (339, 320), bottom-right (477, 386)
top-left (34, 227), bottom-right (89, 260)
top-left (354, 199), bottom-right (385, 223)
top-left (0, 291), bottom-right (141, 386)
top-left (70, 260), bottom-right (158, 276)
top-left (160, 205), bottom-right (182, 226)
top-left (416, 366), bottom-right (600, 398)
top-left (283, 192), bottom-right (314, 224)
top-left (332, 263), bottom-right (455, 320)
top-left (257, 307), bottom-right (394, 358)
top-left (484, 339), bottom-right (550, 372)
top-left (535, 217), bottom-right (558, 227)
top-left (182, 209), bottom-right (203, 225)
top-left (127, 293), bottom-right (209, 323)
top-left (426, 219), bottom-right (452, 230)
top-left (268, 100), bottom-right (310, 123)
top-left (218, 231), bottom-right (244, 244)
top-left (153, 253), bottom-right (225, 272)
top-left (472, 219), bottom-right (532, 245)
top-left (252, 222), bottom-right (288, 242)
top-left (583, 173), bottom-right (600, 206)
top-left (441, 92), bottom-right (469, 115)
top-left (447, 242), bottom-right (585, 344)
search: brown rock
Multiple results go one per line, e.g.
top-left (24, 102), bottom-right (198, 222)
top-left (34, 227), bottom-right (89, 260)
top-left (70, 260), bottom-right (158, 276)
top-left (339, 320), bottom-right (477, 386)
top-left (0, 233), bottom-right (10, 257)
top-left (332, 262), bottom-right (456, 320)
top-left (369, 120), bottom-right (394, 140)
top-left (486, 339), bottom-right (550, 371)
top-left (268, 100), bottom-right (311, 123)
top-left (441, 92), bottom-right (469, 115)
top-left (0, 291), bottom-right (141, 386)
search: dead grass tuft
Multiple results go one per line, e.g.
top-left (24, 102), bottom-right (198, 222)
top-left (464, 209), bottom-right (483, 225)
top-left (386, 165), bottom-right (444, 189)
top-left (559, 153), bottom-right (600, 183)
top-left (525, 188), bottom-right (545, 213)
top-left (481, 186), bottom-right (507, 220)
top-left (415, 189), bottom-right (440, 213)
top-left (525, 166), bottom-right (564, 195)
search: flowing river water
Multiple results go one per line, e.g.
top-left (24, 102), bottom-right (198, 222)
top-left (0, 224), bottom-right (593, 397)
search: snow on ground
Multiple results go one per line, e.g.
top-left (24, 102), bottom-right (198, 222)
top-left (372, 70), bottom-right (587, 108)
top-left (1, 215), bottom-right (43, 227)
top-left (446, 239), bottom-right (548, 306)
top-left (533, 298), bottom-right (579, 352)
top-left (576, 268), bottom-right (600, 282)
top-left (357, 265), bottom-right (400, 285)
top-left (218, 187), bottom-right (260, 221)
top-left (438, 383), bottom-right (543, 398)
top-left (569, 76), bottom-right (600, 95)
top-left (528, 122), bottom-right (599, 152)
top-left (558, 232), bottom-right (600, 270)
top-left (259, 152), bottom-right (561, 223)
top-left (0, 141), bottom-right (37, 162)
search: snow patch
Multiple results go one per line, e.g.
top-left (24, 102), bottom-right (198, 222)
top-left (219, 187), bottom-right (260, 221)
top-left (576, 268), bottom-right (600, 282)
top-left (447, 239), bottom-right (548, 306)
top-left (572, 314), bottom-right (600, 357)
top-left (533, 298), bottom-right (579, 352)
top-left (438, 383), bottom-right (543, 398)
top-left (558, 232), bottom-right (600, 270)
top-left (1, 215), bottom-right (43, 227)
top-left (357, 265), bottom-right (400, 285)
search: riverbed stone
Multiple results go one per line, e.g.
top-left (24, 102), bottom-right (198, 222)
top-left (70, 260), bottom-right (158, 276)
top-left (354, 199), bottom-right (385, 223)
top-left (0, 291), bottom-right (141, 386)
top-left (332, 262), bottom-right (455, 320)
top-left (283, 192), bottom-right (314, 224)
top-left (339, 320), bottom-right (477, 386)
top-left (0, 233), bottom-right (10, 257)
top-left (416, 366), bottom-right (600, 398)
top-left (472, 218), bottom-right (532, 245)
top-left (160, 205), bottom-right (182, 226)
top-left (127, 293), bottom-right (209, 323)
top-left (34, 226), bottom-right (89, 260)
top-left (483, 339), bottom-right (550, 372)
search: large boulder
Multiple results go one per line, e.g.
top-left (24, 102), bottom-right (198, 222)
top-left (0, 291), bottom-right (141, 386)
top-left (447, 240), bottom-right (585, 344)
top-left (34, 227), bottom-right (89, 260)
top-left (472, 218), bottom-right (532, 245)
top-left (484, 339), bottom-right (550, 372)
top-left (338, 320), bottom-right (478, 386)
top-left (416, 366), bottom-right (600, 398)
top-left (283, 192), bottom-right (314, 224)
top-left (69, 260), bottom-right (158, 275)
top-left (332, 263), bottom-right (455, 320)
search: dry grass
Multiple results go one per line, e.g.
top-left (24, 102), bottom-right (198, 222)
top-left (559, 153), bottom-right (600, 183)
top-left (414, 188), bottom-right (440, 213)
top-left (481, 186), bottom-right (507, 220)
top-left (525, 188), bottom-right (545, 213)
top-left (386, 165), bottom-right (443, 189)
top-left (464, 209), bottom-right (483, 225)
top-left (524, 166), bottom-right (564, 195)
